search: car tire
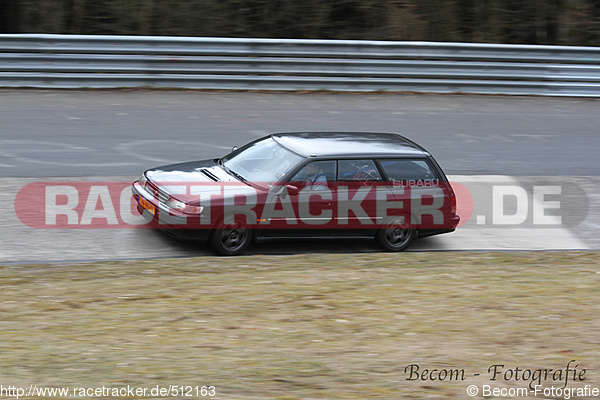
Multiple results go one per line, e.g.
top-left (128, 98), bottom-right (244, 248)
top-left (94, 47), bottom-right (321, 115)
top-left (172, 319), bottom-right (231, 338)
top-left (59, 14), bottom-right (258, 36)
top-left (376, 216), bottom-right (415, 252)
top-left (209, 216), bottom-right (252, 256)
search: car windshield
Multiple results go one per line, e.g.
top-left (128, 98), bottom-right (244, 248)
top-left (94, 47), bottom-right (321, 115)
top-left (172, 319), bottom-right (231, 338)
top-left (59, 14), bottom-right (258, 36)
top-left (221, 137), bottom-right (304, 185)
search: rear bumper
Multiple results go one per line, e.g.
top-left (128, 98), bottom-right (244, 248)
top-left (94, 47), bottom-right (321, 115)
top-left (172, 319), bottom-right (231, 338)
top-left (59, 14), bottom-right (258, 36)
top-left (418, 228), bottom-right (456, 238)
top-left (418, 215), bottom-right (460, 238)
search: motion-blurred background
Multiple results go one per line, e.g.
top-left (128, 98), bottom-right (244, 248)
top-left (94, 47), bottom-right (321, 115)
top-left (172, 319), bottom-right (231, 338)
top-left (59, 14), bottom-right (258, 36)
top-left (1, 0), bottom-right (599, 45)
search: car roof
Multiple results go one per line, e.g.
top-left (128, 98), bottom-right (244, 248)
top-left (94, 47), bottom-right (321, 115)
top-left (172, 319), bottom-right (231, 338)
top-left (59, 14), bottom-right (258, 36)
top-left (271, 132), bottom-right (429, 158)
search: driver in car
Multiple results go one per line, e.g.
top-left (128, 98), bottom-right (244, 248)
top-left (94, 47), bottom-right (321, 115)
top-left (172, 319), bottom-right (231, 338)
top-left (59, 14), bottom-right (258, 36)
top-left (303, 162), bottom-right (328, 190)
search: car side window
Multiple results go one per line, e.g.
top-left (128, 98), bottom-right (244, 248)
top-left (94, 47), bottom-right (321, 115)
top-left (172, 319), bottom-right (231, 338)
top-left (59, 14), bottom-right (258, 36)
top-left (337, 160), bottom-right (381, 182)
top-left (290, 160), bottom-right (336, 189)
top-left (378, 159), bottom-right (438, 185)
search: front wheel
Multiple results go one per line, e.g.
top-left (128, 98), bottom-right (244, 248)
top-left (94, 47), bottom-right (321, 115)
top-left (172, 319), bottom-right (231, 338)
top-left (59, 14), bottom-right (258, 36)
top-left (376, 216), bottom-right (415, 252)
top-left (209, 217), bottom-right (252, 256)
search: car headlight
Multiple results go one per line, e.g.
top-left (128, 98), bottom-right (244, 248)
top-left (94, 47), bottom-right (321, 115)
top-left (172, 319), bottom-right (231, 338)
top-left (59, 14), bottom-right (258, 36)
top-left (166, 198), bottom-right (203, 214)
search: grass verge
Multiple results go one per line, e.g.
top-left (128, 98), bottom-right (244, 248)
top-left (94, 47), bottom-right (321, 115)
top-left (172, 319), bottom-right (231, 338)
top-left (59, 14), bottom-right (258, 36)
top-left (1, 251), bottom-right (599, 399)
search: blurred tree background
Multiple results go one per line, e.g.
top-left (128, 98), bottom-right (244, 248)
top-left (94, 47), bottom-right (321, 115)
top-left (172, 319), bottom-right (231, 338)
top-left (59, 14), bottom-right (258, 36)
top-left (0, 0), bottom-right (599, 45)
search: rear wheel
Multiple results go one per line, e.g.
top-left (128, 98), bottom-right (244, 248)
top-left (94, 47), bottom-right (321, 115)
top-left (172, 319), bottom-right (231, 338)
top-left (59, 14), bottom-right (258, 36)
top-left (209, 217), bottom-right (251, 256)
top-left (376, 216), bottom-right (415, 252)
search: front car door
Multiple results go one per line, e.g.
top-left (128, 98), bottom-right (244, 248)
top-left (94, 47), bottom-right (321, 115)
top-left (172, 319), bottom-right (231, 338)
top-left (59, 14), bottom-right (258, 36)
top-left (261, 160), bottom-right (336, 237)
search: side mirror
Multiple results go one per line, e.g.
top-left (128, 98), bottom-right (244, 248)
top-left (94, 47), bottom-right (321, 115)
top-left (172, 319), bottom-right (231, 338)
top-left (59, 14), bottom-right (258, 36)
top-left (286, 185), bottom-right (299, 196)
top-left (232, 146), bottom-right (238, 152)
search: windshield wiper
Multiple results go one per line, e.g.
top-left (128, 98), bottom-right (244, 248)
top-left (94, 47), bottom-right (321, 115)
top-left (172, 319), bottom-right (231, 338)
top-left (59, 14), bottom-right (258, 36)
top-left (228, 169), bottom-right (247, 183)
top-left (218, 158), bottom-right (247, 183)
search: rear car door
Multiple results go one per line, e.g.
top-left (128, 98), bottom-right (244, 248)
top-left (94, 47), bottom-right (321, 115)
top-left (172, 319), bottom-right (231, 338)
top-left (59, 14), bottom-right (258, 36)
top-left (333, 159), bottom-right (394, 235)
top-left (377, 158), bottom-right (446, 229)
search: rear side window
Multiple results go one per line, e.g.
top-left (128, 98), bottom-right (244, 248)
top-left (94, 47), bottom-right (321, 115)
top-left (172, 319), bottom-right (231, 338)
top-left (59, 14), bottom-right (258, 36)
top-left (378, 159), bottom-right (439, 185)
top-left (337, 160), bottom-right (381, 182)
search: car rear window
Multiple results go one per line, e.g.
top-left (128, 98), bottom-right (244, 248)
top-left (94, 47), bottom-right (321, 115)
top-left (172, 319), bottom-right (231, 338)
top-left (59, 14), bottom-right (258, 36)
top-left (378, 159), bottom-right (438, 182)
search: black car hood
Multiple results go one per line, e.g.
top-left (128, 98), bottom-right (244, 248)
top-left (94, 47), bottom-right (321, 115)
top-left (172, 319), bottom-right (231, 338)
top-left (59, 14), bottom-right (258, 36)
top-left (145, 159), bottom-right (238, 183)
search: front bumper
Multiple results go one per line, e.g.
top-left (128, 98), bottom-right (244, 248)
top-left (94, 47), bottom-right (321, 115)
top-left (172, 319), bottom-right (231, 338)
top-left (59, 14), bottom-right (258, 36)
top-left (131, 181), bottom-right (211, 242)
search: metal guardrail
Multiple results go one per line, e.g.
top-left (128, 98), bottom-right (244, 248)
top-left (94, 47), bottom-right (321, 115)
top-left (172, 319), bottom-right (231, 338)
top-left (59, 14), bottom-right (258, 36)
top-left (1, 34), bottom-right (600, 96)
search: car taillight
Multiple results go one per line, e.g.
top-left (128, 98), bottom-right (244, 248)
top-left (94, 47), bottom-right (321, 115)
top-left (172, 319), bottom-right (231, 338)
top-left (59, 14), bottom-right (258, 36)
top-left (450, 192), bottom-right (457, 215)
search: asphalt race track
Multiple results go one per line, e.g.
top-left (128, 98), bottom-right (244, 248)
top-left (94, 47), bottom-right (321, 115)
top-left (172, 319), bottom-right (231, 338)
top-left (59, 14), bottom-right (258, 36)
top-left (1, 90), bottom-right (599, 263)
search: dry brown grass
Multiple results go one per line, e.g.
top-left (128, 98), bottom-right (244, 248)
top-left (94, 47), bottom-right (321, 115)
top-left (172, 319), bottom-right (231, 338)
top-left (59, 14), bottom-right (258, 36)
top-left (1, 251), bottom-right (599, 399)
